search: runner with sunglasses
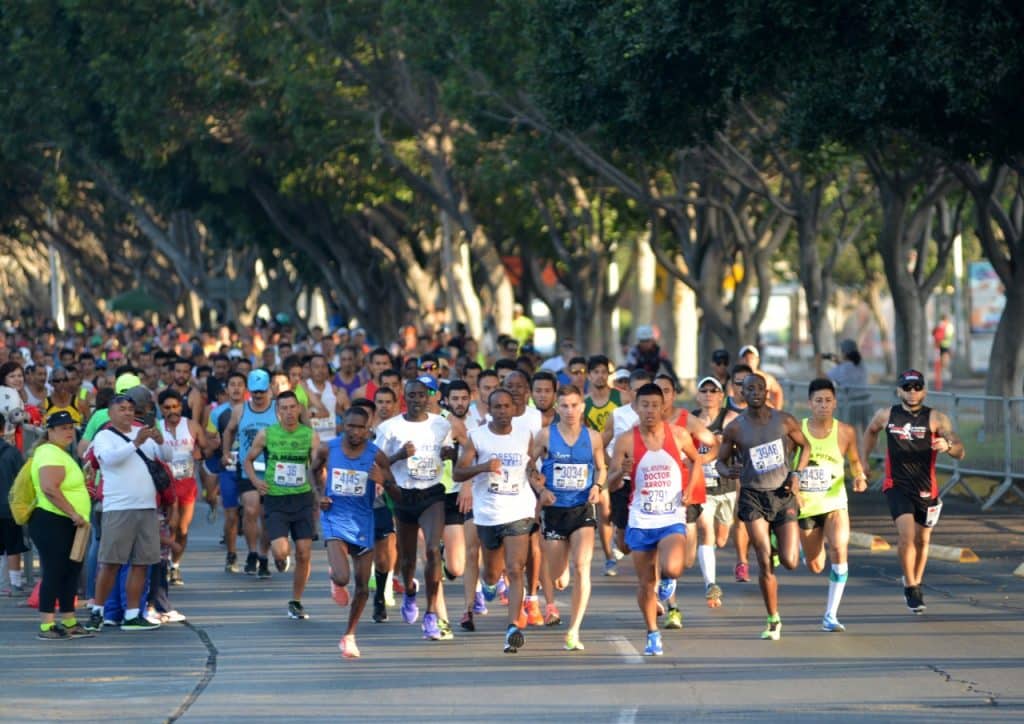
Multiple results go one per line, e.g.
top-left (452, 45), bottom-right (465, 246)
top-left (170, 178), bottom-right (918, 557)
top-left (862, 370), bottom-right (965, 614)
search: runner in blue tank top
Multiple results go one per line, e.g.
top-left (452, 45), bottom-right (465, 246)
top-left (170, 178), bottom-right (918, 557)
top-left (531, 385), bottom-right (607, 651)
top-left (318, 406), bottom-right (397, 659)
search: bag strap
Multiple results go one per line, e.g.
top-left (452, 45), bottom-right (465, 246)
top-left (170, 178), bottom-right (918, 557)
top-left (106, 426), bottom-right (154, 467)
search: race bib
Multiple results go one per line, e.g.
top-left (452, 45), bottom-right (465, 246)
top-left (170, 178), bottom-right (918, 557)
top-left (640, 487), bottom-right (677, 515)
top-left (487, 469), bottom-right (519, 496)
top-left (408, 453), bottom-right (439, 482)
top-left (226, 450), bottom-right (239, 470)
top-left (331, 468), bottom-right (368, 497)
top-left (552, 463), bottom-right (588, 491)
top-left (311, 416), bottom-right (335, 437)
top-left (252, 459), bottom-right (266, 473)
top-left (171, 459), bottom-right (193, 479)
top-left (800, 466), bottom-right (832, 493)
top-left (750, 439), bottom-right (785, 474)
top-left (925, 499), bottom-right (943, 528)
top-left (274, 461), bottom-right (305, 487)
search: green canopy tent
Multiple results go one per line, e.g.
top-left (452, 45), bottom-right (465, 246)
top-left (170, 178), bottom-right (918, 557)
top-left (106, 287), bottom-right (170, 314)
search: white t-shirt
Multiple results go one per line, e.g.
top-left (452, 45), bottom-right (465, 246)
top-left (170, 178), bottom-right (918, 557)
top-left (468, 424), bottom-right (535, 526)
top-left (607, 404), bottom-right (640, 457)
top-left (540, 356), bottom-right (567, 373)
top-left (307, 378), bottom-right (338, 442)
top-left (512, 407), bottom-right (543, 438)
top-left (93, 425), bottom-right (162, 511)
top-left (376, 413), bottom-right (452, 490)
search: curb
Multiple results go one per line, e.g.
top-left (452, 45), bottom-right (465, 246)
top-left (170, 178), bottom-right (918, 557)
top-left (1014, 562), bottom-right (1024, 578)
top-left (928, 544), bottom-right (980, 563)
top-left (849, 531), bottom-right (891, 551)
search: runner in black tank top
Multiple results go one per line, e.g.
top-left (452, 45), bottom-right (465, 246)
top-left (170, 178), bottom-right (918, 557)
top-left (862, 369), bottom-right (965, 614)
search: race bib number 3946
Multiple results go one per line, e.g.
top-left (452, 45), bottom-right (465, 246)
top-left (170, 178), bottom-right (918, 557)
top-left (750, 439), bottom-right (784, 474)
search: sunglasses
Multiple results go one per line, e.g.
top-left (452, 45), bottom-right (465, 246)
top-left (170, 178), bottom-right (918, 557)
top-left (569, 368), bottom-right (586, 375)
top-left (901, 383), bottom-right (924, 392)
top-left (419, 363), bottom-right (438, 371)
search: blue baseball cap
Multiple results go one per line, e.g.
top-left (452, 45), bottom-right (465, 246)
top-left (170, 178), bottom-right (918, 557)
top-left (415, 375), bottom-right (439, 392)
top-left (247, 369), bottom-right (270, 392)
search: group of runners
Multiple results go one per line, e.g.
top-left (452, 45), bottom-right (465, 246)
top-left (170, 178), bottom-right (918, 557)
top-left (1, 328), bottom-right (966, 659)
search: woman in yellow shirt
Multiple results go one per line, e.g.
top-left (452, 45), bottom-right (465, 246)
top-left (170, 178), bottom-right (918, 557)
top-left (29, 411), bottom-right (93, 640)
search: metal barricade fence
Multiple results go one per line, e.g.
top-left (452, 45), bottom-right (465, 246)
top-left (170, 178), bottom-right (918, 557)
top-left (777, 379), bottom-right (1024, 511)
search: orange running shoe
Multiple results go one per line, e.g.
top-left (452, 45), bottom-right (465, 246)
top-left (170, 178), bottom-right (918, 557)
top-left (526, 598), bottom-right (544, 627)
top-left (544, 603), bottom-right (562, 626)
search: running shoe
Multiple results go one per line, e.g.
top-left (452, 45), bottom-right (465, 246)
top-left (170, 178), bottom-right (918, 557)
top-left (473, 590), bottom-right (488, 615)
top-left (161, 610), bottom-right (187, 623)
top-left (821, 616), bottom-right (846, 633)
top-left (496, 576), bottom-right (509, 605)
top-left (288, 600), bottom-right (310, 620)
top-left (437, 619), bottom-right (455, 641)
top-left (401, 580), bottom-right (420, 624)
top-left (103, 618), bottom-right (122, 628)
top-left (761, 616), bottom-right (782, 641)
top-left (644, 631), bottom-right (663, 656)
top-left (339, 634), bottom-right (361, 659)
top-left (657, 578), bottom-right (677, 602)
top-left (564, 631), bottom-right (585, 651)
top-left (258, 558), bottom-right (272, 579)
top-left (225, 552), bottom-right (240, 574)
top-left (64, 623), bottom-right (95, 639)
top-left (244, 552), bottom-right (259, 576)
top-left (515, 605), bottom-right (529, 630)
top-left (422, 612), bottom-right (442, 640)
top-left (735, 562), bottom-right (749, 582)
top-left (481, 581), bottom-right (499, 602)
top-left (504, 624), bottom-right (525, 653)
top-left (460, 610), bottom-right (476, 631)
top-left (613, 547), bottom-right (625, 561)
top-left (331, 580), bottom-right (350, 607)
top-left (169, 567), bottom-right (184, 586)
top-left (664, 607), bottom-right (683, 630)
top-left (145, 609), bottom-right (163, 625)
top-left (525, 598), bottom-right (544, 626)
top-left (121, 615), bottom-right (161, 632)
top-left (275, 556), bottom-right (291, 573)
top-left (705, 582), bottom-right (723, 608)
top-left (84, 610), bottom-right (104, 633)
top-left (603, 559), bottom-right (618, 577)
top-left (37, 625), bottom-right (70, 641)
top-left (906, 585), bottom-right (926, 614)
top-left (544, 603), bottom-right (562, 627)
top-left (372, 600), bottom-right (388, 623)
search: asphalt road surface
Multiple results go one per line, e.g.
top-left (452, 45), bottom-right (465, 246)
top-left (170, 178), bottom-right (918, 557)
top-left (2, 495), bottom-right (1022, 723)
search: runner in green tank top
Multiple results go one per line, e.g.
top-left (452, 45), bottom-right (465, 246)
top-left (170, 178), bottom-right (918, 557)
top-left (244, 391), bottom-right (325, 620)
top-left (797, 379), bottom-right (868, 633)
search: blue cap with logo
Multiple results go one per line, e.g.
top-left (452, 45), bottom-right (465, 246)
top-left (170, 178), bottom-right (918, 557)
top-left (248, 369), bottom-right (271, 392)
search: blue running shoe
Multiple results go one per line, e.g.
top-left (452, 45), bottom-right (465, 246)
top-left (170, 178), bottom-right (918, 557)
top-left (473, 590), bottom-right (488, 615)
top-left (644, 631), bottom-right (663, 656)
top-left (422, 612), bottom-right (441, 640)
top-left (821, 616), bottom-right (846, 633)
top-left (401, 580), bottom-right (420, 624)
top-left (504, 624), bottom-right (525, 653)
top-left (657, 578), bottom-right (677, 603)
top-left (481, 581), bottom-right (498, 602)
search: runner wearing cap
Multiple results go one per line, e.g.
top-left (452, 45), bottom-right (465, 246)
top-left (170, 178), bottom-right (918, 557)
top-left (710, 349), bottom-right (730, 389)
top-left (797, 378), bottom-right (868, 632)
top-left (738, 346), bottom-right (784, 410)
top-left (221, 369), bottom-right (277, 578)
top-left (862, 370), bottom-right (965, 614)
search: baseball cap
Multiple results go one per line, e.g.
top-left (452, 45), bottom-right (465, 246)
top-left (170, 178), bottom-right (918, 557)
top-left (124, 385), bottom-right (152, 409)
top-left (248, 369), bottom-right (270, 392)
top-left (738, 345), bottom-right (759, 358)
top-left (46, 411), bottom-right (76, 428)
top-left (415, 375), bottom-right (439, 392)
top-left (840, 339), bottom-right (858, 356)
top-left (635, 325), bottom-right (655, 342)
top-left (611, 369), bottom-right (630, 383)
top-left (110, 393), bottom-right (136, 407)
top-left (697, 376), bottom-right (724, 392)
top-left (115, 373), bottom-right (142, 393)
top-left (711, 349), bottom-right (729, 364)
top-left (227, 348), bottom-right (244, 360)
top-left (897, 369), bottom-right (925, 387)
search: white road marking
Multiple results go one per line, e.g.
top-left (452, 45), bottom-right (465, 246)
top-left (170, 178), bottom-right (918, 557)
top-left (607, 634), bottom-right (645, 664)
top-left (617, 706), bottom-right (639, 723)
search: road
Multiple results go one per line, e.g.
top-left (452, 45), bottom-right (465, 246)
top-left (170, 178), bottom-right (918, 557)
top-left (2, 495), bottom-right (1022, 723)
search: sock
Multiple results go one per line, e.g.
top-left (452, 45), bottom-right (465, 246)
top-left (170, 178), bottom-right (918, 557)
top-left (826, 563), bottom-right (849, 619)
top-left (125, 608), bottom-right (140, 621)
top-left (61, 616), bottom-right (77, 628)
top-left (374, 569), bottom-right (388, 603)
top-left (170, 562), bottom-right (180, 570)
top-left (10, 570), bottom-right (23, 587)
top-left (40, 621), bottom-right (55, 631)
top-left (697, 544), bottom-right (716, 585)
